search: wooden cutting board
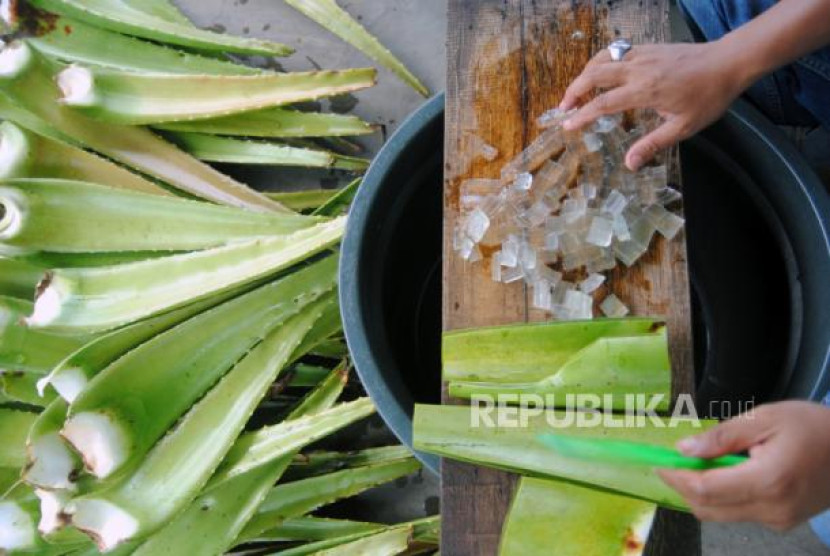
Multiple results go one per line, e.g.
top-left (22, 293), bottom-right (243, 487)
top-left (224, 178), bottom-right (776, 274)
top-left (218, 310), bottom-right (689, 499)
top-left (441, 1), bottom-right (699, 554)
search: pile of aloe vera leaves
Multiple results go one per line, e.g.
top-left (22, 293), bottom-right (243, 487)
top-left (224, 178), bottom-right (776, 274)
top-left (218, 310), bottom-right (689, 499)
top-left (0, 1), bottom-right (439, 554)
top-left (415, 319), bottom-right (713, 555)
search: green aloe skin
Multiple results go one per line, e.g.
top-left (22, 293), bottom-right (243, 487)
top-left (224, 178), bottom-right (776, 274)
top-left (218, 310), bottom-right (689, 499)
top-left (413, 403), bottom-right (715, 511)
top-left (500, 477), bottom-right (655, 556)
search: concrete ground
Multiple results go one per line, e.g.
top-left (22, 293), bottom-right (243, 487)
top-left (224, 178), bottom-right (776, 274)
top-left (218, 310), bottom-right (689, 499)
top-left (176, 1), bottom-right (829, 554)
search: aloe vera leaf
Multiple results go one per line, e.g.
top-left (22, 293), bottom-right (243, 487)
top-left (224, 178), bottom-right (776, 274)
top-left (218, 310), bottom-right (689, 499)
top-left (0, 256), bottom-right (42, 300)
top-left (448, 332), bottom-right (671, 411)
top-left (0, 43), bottom-right (287, 212)
top-left (288, 296), bottom-right (343, 363)
top-left (312, 178), bottom-right (360, 217)
top-left (0, 121), bottom-right (171, 197)
top-left (57, 63), bottom-right (377, 125)
top-left (500, 477), bottom-right (655, 556)
top-left (39, 276), bottom-right (268, 403)
top-left (442, 317), bottom-right (665, 383)
top-left (28, 15), bottom-right (259, 75)
top-left (0, 296), bottom-right (93, 374)
top-left (20, 251), bottom-right (175, 269)
top-left (61, 258), bottom-right (337, 479)
top-left (26, 0), bottom-right (293, 56)
top-left (254, 517), bottom-right (384, 543)
top-left (1, 370), bottom-right (57, 407)
top-left (413, 404), bottom-right (713, 511)
top-left (0, 407), bottom-right (36, 469)
top-left (284, 446), bottom-right (414, 481)
top-left (284, 0), bottom-right (428, 96)
top-left (132, 373), bottom-right (366, 556)
top-left (284, 363), bottom-right (332, 387)
top-left (27, 217), bottom-right (345, 333)
top-left (66, 294), bottom-right (334, 551)
top-left (266, 189), bottom-right (338, 212)
top-left (168, 132), bottom-right (370, 171)
top-left (238, 457), bottom-right (421, 542)
top-left (23, 399), bottom-right (78, 491)
top-left (118, 0), bottom-right (192, 26)
top-left (273, 524), bottom-right (413, 556)
top-left (0, 178), bottom-right (318, 255)
top-left (0, 468), bottom-right (20, 495)
top-left (154, 107), bottom-right (375, 138)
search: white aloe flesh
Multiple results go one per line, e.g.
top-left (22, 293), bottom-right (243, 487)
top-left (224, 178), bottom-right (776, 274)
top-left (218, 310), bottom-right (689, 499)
top-left (0, 120), bottom-right (170, 196)
top-left (66, 294), bottom-right (335, 550)
top-left (133, 381), bottom-right (371, 555)
top-left (285, 0), bottom-right (429, 96)
top-left (155, 107), bottom-right (376, 138)
top-left (0, 499), bottom-right (37, 551)
top-left (0, 178), bottom-right (319, 255)
top-left (27, 217), bottom-right (345, 333)
top-left (39, 277), bottom-right (267, 402)
top-left (500, 477), bottom-right (656, 556)
top-left (28, 16), bottom-right (260, 75)
top-left (61, 257), bottom-right (338, 479)
top-left (27, 0), bottom-right (294, 56)
top-left (0, 41), bottom-right (287, 212)
top-left (57, 63), bottom-right (377, 125)
top-left (413, 404), bottom-right (715, 511)
top-left (168, 132), bottom-right (370, 171)
top-left (238, 456), bottom-right (421, 542)
top-left (24, 399), bottom-right (79, 491)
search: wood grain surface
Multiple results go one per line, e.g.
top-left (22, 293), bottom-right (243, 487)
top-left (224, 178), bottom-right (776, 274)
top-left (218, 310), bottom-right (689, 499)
top-left (442, 1), bottom-right (698, 554)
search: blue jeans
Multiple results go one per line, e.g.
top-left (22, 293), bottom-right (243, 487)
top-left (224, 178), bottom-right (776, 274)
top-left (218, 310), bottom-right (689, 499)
top-left (678, 0), bottom-right (830, 130)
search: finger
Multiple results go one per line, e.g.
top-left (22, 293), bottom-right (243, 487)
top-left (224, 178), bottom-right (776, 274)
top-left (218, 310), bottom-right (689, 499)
top-left (674, 411), bottom-right (775, 459)
top-left (688, 501), bottom-right (760, 524)
top-left (563, 88), bottom-right (640, 130)
top-left (559, 64), bottom-right (628, 111)
top-left (625, 119), bottom-right (687, 171)
top-left (657, 463), bottom-right (761, 507)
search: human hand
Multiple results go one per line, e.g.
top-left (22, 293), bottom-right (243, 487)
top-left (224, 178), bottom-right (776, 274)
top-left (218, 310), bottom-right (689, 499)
top-left (658, 401), bottom-right (830, 531)
top-left (559, 41), bottom-right (752, 171)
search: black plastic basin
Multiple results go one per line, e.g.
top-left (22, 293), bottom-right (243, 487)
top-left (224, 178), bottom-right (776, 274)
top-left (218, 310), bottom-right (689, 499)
top-left (340, 93), bottom-right (830, 474)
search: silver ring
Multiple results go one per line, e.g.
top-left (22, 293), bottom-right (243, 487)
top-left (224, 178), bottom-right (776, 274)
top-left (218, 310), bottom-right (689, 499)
top-left (608, 38), bottom-right (632, 62)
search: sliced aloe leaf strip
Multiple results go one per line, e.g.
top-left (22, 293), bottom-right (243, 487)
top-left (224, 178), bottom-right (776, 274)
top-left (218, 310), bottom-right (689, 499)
top-left (309, 338), bottom-right (348, 358)
top-left (0, 43), bottom-right (287, 212)
top-left (27, 217), bottom-right (345, 333)
top-left (23, 399), bottom-right (78, 491)
top-left (57, 63), bottom-right (377, 125)
top-left (66, 294), bottom-right (334, 551)
top-left (133, 370), bottom-right (365, 556)
top-left (238, 456), bottom-right (420, 542)
top-left (0, 256), bottom-right (42, 300)
top-left (20, 250), bottom-right (174, 269)
top-left (40, 277), bottom-right (267, 403)
top-left (0, 407), bottom-right (36, 469)
top-left (288, 295), bottom-right (343, 364)
top-left (26, 0), bottom-right (294, 56)
top-left (254, 517), bottom-right (384, 543)
top-left (62, 257), bottom-right (337, 479)
top-left (285, 446), bottom-right (414, 481)
top-left (0, 178), bottom-right (318, 255)
top-left (448, 332), bottom-right (671, 411)
top-left (284, 0), bottom-right (428, 96)
top-left (154, 107), bottom-right (375, 138)
top-left (28, 16), bottom-right (259, 75)
top-left (118, 0), bottom-right (193, 26)
top-left (284, 363), bottom-right (332, 388)
top-left (500, 477), bottom-right (655, 556)
top-left (442, 317), bottom-right (665, 383)
top-left (265, 189), bottom-right (338, 212)
top-left (0, 121), bottom-right (170, 197)
top-left (0, 296), bottom-right (93, 374)
top-left (313, 178), bottom-right (360, 217)
top-left (413, 404), bottom-right (715, 511)
top-left (273, 524), bottom-right (412, 556)
top-left (167, 132), bottom-right (369, 171)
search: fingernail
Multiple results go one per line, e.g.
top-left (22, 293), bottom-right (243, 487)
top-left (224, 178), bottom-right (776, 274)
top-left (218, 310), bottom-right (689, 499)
top-left (627, 154), bottom-right (644, 171)
top-left (677, 437), bottom-right (702, 456)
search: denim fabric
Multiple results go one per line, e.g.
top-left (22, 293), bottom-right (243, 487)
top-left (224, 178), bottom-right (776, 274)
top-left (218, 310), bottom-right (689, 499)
top-left (678, 0), bottom-right (830, 129)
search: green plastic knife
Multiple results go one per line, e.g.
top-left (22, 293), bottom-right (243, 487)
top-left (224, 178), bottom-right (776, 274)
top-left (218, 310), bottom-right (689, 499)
top-left (537, 433), bottom-right (748, 470)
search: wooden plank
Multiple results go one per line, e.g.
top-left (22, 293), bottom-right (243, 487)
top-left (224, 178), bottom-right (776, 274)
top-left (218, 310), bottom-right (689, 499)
top-left (442, 1), bottom-right (697, 555)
